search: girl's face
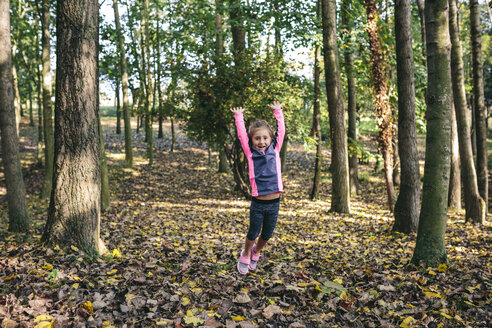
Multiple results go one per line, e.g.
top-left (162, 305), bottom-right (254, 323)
top-left (251, 128), bottom-right (272, 152)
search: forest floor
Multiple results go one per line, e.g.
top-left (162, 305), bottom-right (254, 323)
top-left (1, 117), bottom-right (491, 328)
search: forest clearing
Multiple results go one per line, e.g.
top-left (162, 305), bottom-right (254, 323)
top-left (1, 116), bottom-right (491, 327)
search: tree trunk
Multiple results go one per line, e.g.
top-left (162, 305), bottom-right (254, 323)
top-left (215, 0), bottom-right (228, 173)
top-left (36, 49), bottom-right (44, 167)
top-left (11, 52), bottom-right (21, 136)
top-left (170, 117), bottom-right (175, 152)
top-left (448, 101), bottom-right (461, 209)
top-left (448, 0), bottom-right (485, 222)
top-left (0, 0), bottom-right (30, 232)
top-left (341, 0), bottom-right (359, 195)
top-left (310, 42), bottom-right (322, 201)
top-left (469, 0), bottom-right (488, 212)
top-left (156, 16), bottom-right (163, 140)
top-left (321, 0), bottom-right (350, 213)
top-left (393, 0), bottom-right (420, 233)
top-left (40, 0), bottom-right (54, 199)
top-left (29, 93), bottom-right (34, 126)
top-left (99, 118), bottom-right (110, 211)
top-left (364, 0), bottom-right (394, 212)
top-left (42, 0), bottom-right (105, 254)
top-left (416, 0), bottom-right (427, 61)
top-left (142, 0), bottom-right (153, 166)
top-left (115, 75), bottom-right (121, 134)
top-left (228, 0), bottom-right (250, 196)
top-left (113, 0), bottom-right (133, 168)
top-left (412, 0), bottom-right (451, 267)
top-left (229, 0), bottom-right (246, 63)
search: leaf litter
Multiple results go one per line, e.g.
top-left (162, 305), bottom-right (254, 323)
top-left (0, 122), bottom-right (491, 327)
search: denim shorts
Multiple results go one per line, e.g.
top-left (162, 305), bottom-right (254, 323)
top-left (246, 197), bottom-right (280, 241)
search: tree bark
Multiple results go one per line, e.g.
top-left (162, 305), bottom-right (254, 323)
top-left (42, 0), bottom-right (105, 254)
top-left (115, 75), bottom-right (121, 134)
top-left (40, 0), bottom-right (54, 199)
top-left (448, 0), bottom-right (485, 222)
top-left (321, 0), bottom-right (350, 213)
top-left (142, 0), bottom-right (153, 166)
top-left (310, 42), bottom-right (322, 200)
top-left (99, 118), bottom-right (110, 211)
top-left (36, 46), bottom-right (44, 167)
top-left (412, 0), bottom-right (451, 267)
top-left (228, 0), bottom-right (250, 196)
top-left (364, 0), bottom-right (394, 212)
top-left (0, 0), bottom-right (30, 232)
top-left (469, 0), bottom-right (488, 212)
top-left (448, 100), bottom-right (461, 209)
top-left (341, 0), bottom-right (359, 195)
top-left (113, 0), bottom-right (133, 168)
top-left (216, 0), bottom-right (228, 173)
top-left (11, 49), bottom-right (21, 136)
top-left (393, 0), bottom-right (420, 233)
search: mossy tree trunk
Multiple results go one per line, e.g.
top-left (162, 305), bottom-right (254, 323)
top-left (469, 0), bottom-right (488, 213)
top-left (321, 0), bottom-right (350, 213)
top-left (412, 0), bottom-right (452, 267)
top-left (341, 0), bottom-right (359, 195)
top-left (40, 0), bottom-right (54, 199)
top-left (393, 0), bottom-right (420, 233)
top-left (113, 0), bottom-right (133, 168)
top-left (448, 0), bottom-right (485, 222)
top-left (0, 0), bottom-right (30, 232)
top-left (310, 38), bottom-right (322, 201)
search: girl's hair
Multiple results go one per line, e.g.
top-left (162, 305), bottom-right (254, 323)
top-left (248, 120), bottom-right (274, 138)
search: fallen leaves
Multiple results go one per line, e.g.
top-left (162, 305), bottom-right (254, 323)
top-left (0, 127), bottom-right (491, 327)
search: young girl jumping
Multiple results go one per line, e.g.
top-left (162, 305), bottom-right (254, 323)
top-left (230, 101), bottom-right (285, 274)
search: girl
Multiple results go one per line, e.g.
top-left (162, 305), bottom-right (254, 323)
top-left (230, 101), bottom-right (285, 274)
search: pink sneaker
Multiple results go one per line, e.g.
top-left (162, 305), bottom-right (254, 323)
top-left (237, 250), bottom-right (250, 275)
top-left (249, 245), bottom-right (260, 271)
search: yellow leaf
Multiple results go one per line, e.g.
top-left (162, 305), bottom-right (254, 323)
top-left (184, 309), bottom-right (205, 325)
top-left (428, 270), bottom-right (436, 276)
top-left (42, 264), bottom-right (53, 271)
top-left (424, 291), bottom-right (441, 299)
top-left (71, 245), bottom-right (79, 252)
top-left (34, 315), bottom-right (53, 323)
top-left (340, 292), bottom-right (351, 301)
top-left (112, 249), bottom-right (122, 258)
top-left (72, 283), bottom-right (79, 289)
top-left (73, 275), bottom-right (81, 281)
top-left (399, 316), bottom-right (415, 328)
top-left (106, 269), bottom-right (118, 275)
top-left (437, 264), bottom-right (447, 272)
top-left (181, 296), bottom-right (190, 306)
top-left (333, 278), bottom-right (343, 284)
top-left (297, 282), bottom-right (309, 287)
top-left (34, 321), bottom-right (54, 328)
top-left (232, 315), bottom-right (246, 321)
top-left (3, 274), bottom-right (15, 281)
top-left (440, 312), bottom-right (453, 319)
top-left (82, 301), bottom-right (94, 315)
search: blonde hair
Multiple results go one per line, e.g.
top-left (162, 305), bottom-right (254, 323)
top-left (248, 120), bottom-right (274, 139)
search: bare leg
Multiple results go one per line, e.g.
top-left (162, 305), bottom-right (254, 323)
top-left (243, 237), bottom-right (256, 258)
top-left (253, 237), bottom-right (268, 254)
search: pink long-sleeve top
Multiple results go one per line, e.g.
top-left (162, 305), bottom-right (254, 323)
top-left (234, 108), bottom-right (285, 197)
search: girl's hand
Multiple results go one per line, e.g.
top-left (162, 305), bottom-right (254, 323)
top-left (269, 101), bottom-right (283, 111)
top-left (230, 107), bottom-right (245, 114)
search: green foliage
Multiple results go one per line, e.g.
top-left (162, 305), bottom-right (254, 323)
top-left (183, 53), bottom-right (312, 149)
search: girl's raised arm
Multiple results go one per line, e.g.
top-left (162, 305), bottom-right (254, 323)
top-left (231, 107), bottom-right (252, 157)
top-left (269, 101), bottom-right (285, 152)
